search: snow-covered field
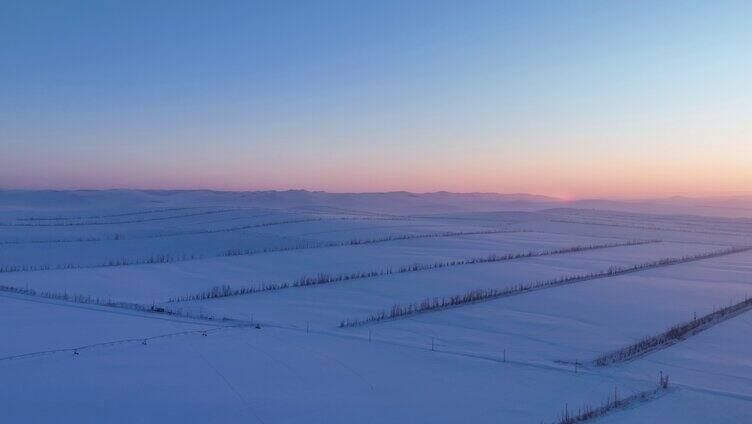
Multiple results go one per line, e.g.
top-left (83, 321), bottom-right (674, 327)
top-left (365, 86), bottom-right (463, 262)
top-left (1, 190), bottom-right (751, 423)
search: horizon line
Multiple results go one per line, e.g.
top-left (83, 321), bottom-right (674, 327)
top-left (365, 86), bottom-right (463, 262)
top-left (2, 187), bottom-right (752, 202)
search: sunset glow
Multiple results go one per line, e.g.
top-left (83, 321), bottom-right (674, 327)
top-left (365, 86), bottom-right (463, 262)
top-left (2, 1), bottom-right (750, 199)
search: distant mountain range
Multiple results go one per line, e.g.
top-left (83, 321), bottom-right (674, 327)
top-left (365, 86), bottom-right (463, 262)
top-left (1, 189), bottom-right (751, 218)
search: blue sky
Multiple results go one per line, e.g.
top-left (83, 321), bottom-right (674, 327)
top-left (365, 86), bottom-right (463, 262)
top-left (1, 1), bottom-right (750, 198)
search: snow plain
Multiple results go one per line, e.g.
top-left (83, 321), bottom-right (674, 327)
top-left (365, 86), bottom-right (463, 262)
top-left (1, 190), bottom-right (751, 423)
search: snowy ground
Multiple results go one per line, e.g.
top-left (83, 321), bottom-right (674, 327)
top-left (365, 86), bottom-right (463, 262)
top-left (1, 190), bottom-right (750, 423)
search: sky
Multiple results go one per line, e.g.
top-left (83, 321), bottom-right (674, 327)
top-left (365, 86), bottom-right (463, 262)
top-left (1, 0), bottom-right (750, 199)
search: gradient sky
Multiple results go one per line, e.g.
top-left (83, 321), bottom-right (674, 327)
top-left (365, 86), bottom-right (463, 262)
top-left (1, 1), bottom-right (750, 198)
